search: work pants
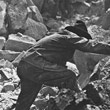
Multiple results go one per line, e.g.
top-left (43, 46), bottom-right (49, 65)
top-left (15, 60), bottom-right (80, 110)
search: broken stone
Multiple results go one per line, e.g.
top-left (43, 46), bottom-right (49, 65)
top-left (102, 9), bottom-right (110, 30)
top-left (0, 84), bottom-right (3, 92)
top-left (0, 1), bottom-right (7, 36)
top-left (0, 67), bottom-right (13, 80)
top-left (33, 98), bottom-right (47, 110)
top-left (24, 18), bottom-right (48, 40)
top-left (46, 18), bottom-right (61, 32)
top-left (6, 0), bottom-right (28, 34)
top-left (27, 5), bottom-right (43, 23)
top-left (0, 50), bottom-right (20, 62)
top-left (0, 37), bottom-right (6, 49)
top-left (2, 82), bottom-right (15, 92)
top-left (72, 2), bottom-right (90, 15)
top-left (32, 0), bottom-right (44, 11)
top-left (104, 0), bottom-right (110, 12)
top-left (39, 86), bottom-right (58, 97)
top-left (88, 0), bottom-right (104, 16)
top-left (41, 0), bottom-right (57, 19)
top-left (74, 50), bottom-right (107, 88)
top-left (5, 33), bottom-right (36, 52)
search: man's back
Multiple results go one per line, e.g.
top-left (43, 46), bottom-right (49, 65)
top-left (24, 32), bottom-right (76, 66)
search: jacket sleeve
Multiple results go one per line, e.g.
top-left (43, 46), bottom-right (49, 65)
top-left (69, 37), bottom-right (110, 55)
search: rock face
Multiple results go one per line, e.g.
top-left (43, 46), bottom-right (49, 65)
top-left (41, 0), bottom-right (57, 19)
top-left (0, 1), bottom-right (7, 37)
top-left (32, 0), bottom-right (44, 11)
top-left (104, 0), bottom-right (110, 12)
top-left (71, 2), bottom-right (90, 15)
top-left (74, 50), bottom-right (107, 88)
top-left (0, 37), bottom-right (6, 49)
top-left (0, 50), bottom-right (20, 61)
top-left (88, 0), bottom-right (104, 16)
top-left (6, 0), bottom-right (28, 34)
top-left (5, 34), bottom-right (36, 52)
top-left (24, 18), bottom-right (48, 40)
top-left (102, 9), bottom-right (110, 30)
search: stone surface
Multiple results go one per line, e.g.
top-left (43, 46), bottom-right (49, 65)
top-left (74, 50), bottom-right (107, 88)
top-left (0, 50), bottom-right (20, 61)
top-left (5, 33), bottom-right (36, 52)
top-left (0, 1), bottom-right (7, 36)
top-left (88, 0), bottom-right (104, 16)
top-left (0, 37), bottom-right (6, 49)
top-left (6, 0), bottom-right (28, 34)
top-left (2, 82), bottom-right (15, 92)
top-left (32, 0), bottom-right (44, 11)
top-left (102, 9), bottom-right (110, 30)
top-left (24, 18), bottom-right (48, 40)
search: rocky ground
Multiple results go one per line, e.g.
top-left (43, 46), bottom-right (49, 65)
top-left (0, 0), bottom-right (110, 110)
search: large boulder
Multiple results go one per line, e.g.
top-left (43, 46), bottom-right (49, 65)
top-left (5, 33), bottom-right (36, 52)
top-left (27, 5), bottom-right (43, 23)
top-left (0, 37), bottom-right (6, 49)
top-left (74, 50), bottom-right (107, 88)
top-left (2, 82), bottom-right (15, 92)
top-left (71, 2), bottom-right (90, 15)
top-left (104, 0), bottom-right (110, 12)
top-left (41, 0), bottom-right (57, 19)
top-left (6, 0), bottom-right (28, 34)
top-left (32, 0), bottom-right (44, 11)
top-left (24, 18), bottom-right (48, 40)
top-left (0, 0), bottom-right (7, 37)
top-left (88, 0), bottom-right (104, 16)
top-left (101, 9), bottom-right (110, 30)
top-left (27, 0), bottom-right (43, 23)
top-left (0, 50), bottom-right (20, 61)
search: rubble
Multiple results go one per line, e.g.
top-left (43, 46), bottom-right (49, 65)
top-left (24, 17), bottom-right (48, 40)
top-left (0, 0), bottom-right (109, 110)
top-left (5, 33), bottom-right (36, 52)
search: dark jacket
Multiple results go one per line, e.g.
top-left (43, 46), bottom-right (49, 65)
top-left (22, 31), bottom-right (110, 70)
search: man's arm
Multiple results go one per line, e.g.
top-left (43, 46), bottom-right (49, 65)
top-left (70, 37), bottom-right (110, 55)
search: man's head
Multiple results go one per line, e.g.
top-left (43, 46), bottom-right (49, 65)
top-left (65, 20), bottom-right (92, 39)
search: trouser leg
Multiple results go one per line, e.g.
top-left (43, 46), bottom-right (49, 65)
top-left (41, 69), bottom-right (81, 92)
top-left (15, 60), bottom-right (81, 110)
top-left (15, 78), bottom-right (42, 110)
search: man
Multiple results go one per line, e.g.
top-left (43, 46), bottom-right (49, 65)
top-left (15, 20), bottom-right (110, 110)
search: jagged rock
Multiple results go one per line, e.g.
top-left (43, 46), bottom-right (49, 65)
top-left (74, 50), bottom-right (107, 88)
top-left (27, 0), bottom-right (43, 22)
top-left (0, 37), bottom-right (6, 49)
top-left (104, 0), bottom-right (110, 12)
top-left (41, 0), bottom-right (57, 19)
top-left (102, 9), bottom-right (110, 30)
top-left (39, 86), bottom-right (58, 97)
top-left (88, 0), bottom-right (104, 16)
top-left (2, 82), bottom-right (15, 92)
top-left (24, 18), bottom-right (48, 40)
top-left (72, 2), bottom-right (90, 15)
top-left (0, 0), bottom-right (7, 37)
top-left (0, 85), bottom-right (3, 92)
top-left (0, 50), bottom-right (20, 61)
top-left (5, 33), bottom-right (36, 52)
top-left (46, 18), bottom-right (61, 32)
top-left (28, 5), bottom-right (43, 23)
top-left (30, 104), bottom-right (37, 110)
top-left (0, 67), bottom-right (13, 80)
top-left (32, 0), bottom-right (44, 11)
top-left (6, 0), bottom-right (28, 34)
top-left (84, 104), bottom-right (100, 110)
top-left (33, 98), bottom-right (47, 110)
top-left (91, 56), bottom-right (110, 80)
